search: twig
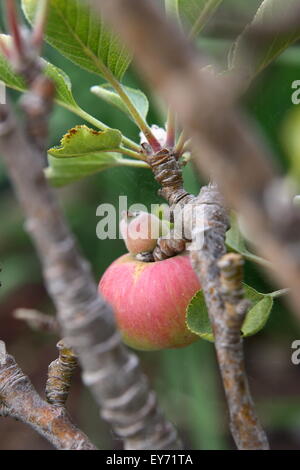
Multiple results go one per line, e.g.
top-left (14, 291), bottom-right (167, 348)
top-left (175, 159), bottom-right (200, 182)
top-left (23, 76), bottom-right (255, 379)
top-left (0, 341), bottom-right (96, 450)
top-left (14, 308), bottom-right (59, 334)
top-left (6, 0), bottom-right (24, 65)
top-left (215, 254), bottom-right (269, 449)
top-left (46, 339), bottom-right (77, 407)
top-left (174, 130), bottom-right (188, 158)
top-left (166, 109), bottom-right (176, 149)
top-left (31, 0), bottom-right (50, 54)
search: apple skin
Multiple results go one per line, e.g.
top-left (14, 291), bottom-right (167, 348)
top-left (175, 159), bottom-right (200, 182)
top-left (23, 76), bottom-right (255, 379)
top-left (99, 253), bottom-right (200, 351)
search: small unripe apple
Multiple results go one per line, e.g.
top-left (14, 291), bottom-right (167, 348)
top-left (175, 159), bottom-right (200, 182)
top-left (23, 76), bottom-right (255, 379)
top-left (99, 253), bottom-right (200, 351)
top-left (120, 210), bottom-right (170, 256)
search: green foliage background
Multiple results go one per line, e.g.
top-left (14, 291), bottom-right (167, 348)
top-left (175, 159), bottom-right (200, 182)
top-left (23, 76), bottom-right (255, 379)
top-left (1, 0), bottom-right (300, 450)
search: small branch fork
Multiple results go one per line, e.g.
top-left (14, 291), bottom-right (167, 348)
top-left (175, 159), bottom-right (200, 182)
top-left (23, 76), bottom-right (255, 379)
top-left (0, 1), bottom-right (182, 450)
top-left (0, 341), bottom-right (96, 450)
top-left (14, 314), bottom-right (77, 408)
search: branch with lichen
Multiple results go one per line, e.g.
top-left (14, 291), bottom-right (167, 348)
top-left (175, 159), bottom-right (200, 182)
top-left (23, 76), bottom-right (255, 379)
top-left (0, 341), bottom-right (96, 450)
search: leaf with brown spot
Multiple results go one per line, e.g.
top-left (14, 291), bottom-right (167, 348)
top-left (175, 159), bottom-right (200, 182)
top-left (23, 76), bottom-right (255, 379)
top-left (46, 125), bottom-right (123, 186)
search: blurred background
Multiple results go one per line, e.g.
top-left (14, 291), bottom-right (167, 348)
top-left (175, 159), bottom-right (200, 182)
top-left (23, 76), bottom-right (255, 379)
top-left (1, 0), bottom-right (300, 450)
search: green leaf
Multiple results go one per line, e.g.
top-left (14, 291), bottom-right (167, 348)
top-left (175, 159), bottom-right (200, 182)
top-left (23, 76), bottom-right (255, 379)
top-left (168, 0), bottom-right (223, 35)
top-left (241, 286), bottom-right (274, 337)
top-left (49, 125), bottom-right (122, 157)
top-left (22, 0), bottom-right (131, 80)
top-left (43, 62), bottom-right (79, 109)
top-left (0, 34), bottom-right (78, 110)
top-left (46, 153), bottom-right (121, 187)
top-left (46, 125), bottom-right (122, 186)
top-left (186, 290), bottom-right (215, 342)
top-left (226, 212), bottom-right (272, 269)
top-left (90, 84), bottom-right (149, 121)
top-left (186, 284), bottom-right (274, 342)
top-left (229, 0), bottom-right (300, 81)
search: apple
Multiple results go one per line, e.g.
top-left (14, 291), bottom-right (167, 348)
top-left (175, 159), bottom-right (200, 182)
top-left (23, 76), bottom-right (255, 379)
top-left (99, 253), bottom-right (200, 351)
